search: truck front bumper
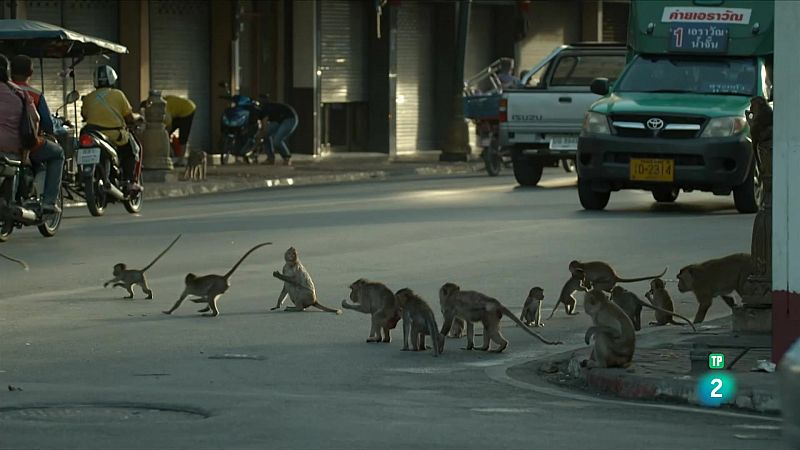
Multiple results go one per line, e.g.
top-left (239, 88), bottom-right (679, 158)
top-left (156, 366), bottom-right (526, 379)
top-left (576, 134), bottom-right (754, 194)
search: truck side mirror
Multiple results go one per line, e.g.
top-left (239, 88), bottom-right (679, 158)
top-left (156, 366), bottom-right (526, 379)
top-left (590, 78), bottom-right (610, 96)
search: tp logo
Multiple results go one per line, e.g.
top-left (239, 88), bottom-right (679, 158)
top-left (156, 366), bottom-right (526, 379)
top-left (697, 352), bottom-right (736, 407)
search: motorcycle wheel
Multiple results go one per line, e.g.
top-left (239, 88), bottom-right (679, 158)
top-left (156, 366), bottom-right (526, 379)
top-left (38, 188), bottom-right (64, 237)
top-left (124, 172), bottom-right (144, 214)
top-left (84, 163), bottom-right (108, 217)
top-left (562, 159), bottom-right (576, 173)
top-left (483, 147), bottom-right (503, 177)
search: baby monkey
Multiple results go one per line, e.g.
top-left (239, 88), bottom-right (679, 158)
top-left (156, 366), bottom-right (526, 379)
top-left (104, 234), bottom-right (182, 299)
top-left (520, 287), bottom-right (545, 327)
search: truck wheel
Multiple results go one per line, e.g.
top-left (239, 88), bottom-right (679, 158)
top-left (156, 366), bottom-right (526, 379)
top-left (733, 162), bottom-right (762, 214)
top-left (652, 187), bottom-right (679, 203)
top-left (578, 178), bottom-right (610, 210)
top-left (512, 158), bottom-right (544, 186)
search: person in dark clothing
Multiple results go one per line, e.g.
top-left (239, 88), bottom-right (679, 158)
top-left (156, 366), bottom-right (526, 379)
top-left (258, 97), bottom-right (298, 165)
top-left (10, 55), bottom-right (54, 135)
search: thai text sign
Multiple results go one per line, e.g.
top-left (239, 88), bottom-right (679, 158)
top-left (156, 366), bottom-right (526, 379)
top-left (669, 23), bottom-right (729, 53)
top-left (662, 7), bottom-right (752, 24)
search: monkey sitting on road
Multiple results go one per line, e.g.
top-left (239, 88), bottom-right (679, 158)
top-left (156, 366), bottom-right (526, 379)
top-left (270, 247), bottom-right (341, 314)
top-left (341, 278), bottom-right (401, 343)
top-left (569, 260), bottom-right (666, 293)
top-left (395, 288), bottom-right (444, 356)
top-left (520, 287), bottom-right (545, 327)
top-left (439, 282), bottom-right (561, 353)
top-left (610, 286), bottom-right (695, 332)
top-left (677, 253), bottom-right (754, 324)
top-left (104, 234), bottom-right (182, 299)
top-left (645, 278), bottom-right (685, 327)
top-left (163, 242), bottom-right (272, 317)
top-left (548, 270), bottom-right (587, 319)
top-left (582, 283), bottom-right (636, 369)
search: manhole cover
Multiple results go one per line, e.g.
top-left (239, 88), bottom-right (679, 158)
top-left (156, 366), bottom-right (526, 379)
top-left (0, 404), bottom-right (208, 422)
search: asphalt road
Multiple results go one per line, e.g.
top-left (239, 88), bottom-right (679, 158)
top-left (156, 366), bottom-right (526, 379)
top-left (0, 169), bottom-right (783, 449)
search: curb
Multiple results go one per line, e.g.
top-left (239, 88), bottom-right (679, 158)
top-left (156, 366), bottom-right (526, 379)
top-left (65, 162), bottom-right (485, 207)
top-left (564, 353), bottom-right (780, 415)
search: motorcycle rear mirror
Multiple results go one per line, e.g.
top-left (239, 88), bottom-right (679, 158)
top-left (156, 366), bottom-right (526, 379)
top-left (64, 90), bottom-right (80, 105)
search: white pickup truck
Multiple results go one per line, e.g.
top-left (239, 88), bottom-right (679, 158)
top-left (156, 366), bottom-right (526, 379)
top-left (499, 43), bottom-right (627, 186)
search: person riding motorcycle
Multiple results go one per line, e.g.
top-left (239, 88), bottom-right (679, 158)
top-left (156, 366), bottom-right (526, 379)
top-left (80, 65), bottom-right (141, 193)
top-left (0, 53), bottom-right (64, 214)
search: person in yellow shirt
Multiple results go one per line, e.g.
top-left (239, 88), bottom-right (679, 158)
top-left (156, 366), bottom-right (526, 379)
top-left (81, 65), bottom-right (142, 193)
top-left (163, 95), bottom-right (196, 157)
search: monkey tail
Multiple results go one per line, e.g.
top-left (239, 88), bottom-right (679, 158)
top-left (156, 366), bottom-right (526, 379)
top-left (636, 297), bottom-right (696, 332)
top-left (0, 252), bottom-right (28, 270)
top-left (546, 301), bottom-right (561, 320)
top-left (616, 267), bottom-right (668, 284)
top-left (223, 242), bottom-right (273, 280)
top-left (141, 234), bottom-right (183, 272)
top-left (500, 306), bottom-right (562, 345)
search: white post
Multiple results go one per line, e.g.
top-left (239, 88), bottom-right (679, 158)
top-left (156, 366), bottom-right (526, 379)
top-left (774, 2), bottom-right (800, 446)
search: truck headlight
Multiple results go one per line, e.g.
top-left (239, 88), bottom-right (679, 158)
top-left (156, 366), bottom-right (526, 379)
top-left (581, 112), bottom-right (610, 135)
top-left (700, 117), bottom-right (747, 138)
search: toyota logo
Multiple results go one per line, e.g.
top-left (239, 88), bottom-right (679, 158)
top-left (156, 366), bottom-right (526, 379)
top-left (646, 118), bottom-right (665, 130)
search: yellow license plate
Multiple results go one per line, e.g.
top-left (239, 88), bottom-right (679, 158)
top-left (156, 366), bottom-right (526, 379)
top-left (629, 158), bottom-right (674, 182)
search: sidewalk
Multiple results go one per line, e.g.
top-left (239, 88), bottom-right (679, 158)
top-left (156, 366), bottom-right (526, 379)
top-left (134, 151), bottom-right (486, 202)
top-left (508, 317), bottom-right (780, 415)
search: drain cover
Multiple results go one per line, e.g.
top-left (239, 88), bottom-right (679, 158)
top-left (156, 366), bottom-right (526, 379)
top-left (0, 404), bottom-right (208, 422)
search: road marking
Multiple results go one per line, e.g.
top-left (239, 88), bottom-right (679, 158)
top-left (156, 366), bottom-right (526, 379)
top-left (385, 367), bottom-right (457, 374)
top-left (470, 407), bottom-right (541, 414)
top-left (733, 424), bottom-right (781, 430)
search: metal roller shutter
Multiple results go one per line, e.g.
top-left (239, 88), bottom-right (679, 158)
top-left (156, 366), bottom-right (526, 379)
top-left (25, 1), bottom-right (119, 128)
top-left (149, 0), bottom-right (210, 151)
top-left (396, 1), bottom-right (435, 153)
top-left (602, 1), bottom-right (630, 43)
top-left (319, 0), bottom-right (367, 103)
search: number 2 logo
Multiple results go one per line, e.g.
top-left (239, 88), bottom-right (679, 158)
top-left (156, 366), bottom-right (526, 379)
top-left (710, 378), bottom-right (723, 398)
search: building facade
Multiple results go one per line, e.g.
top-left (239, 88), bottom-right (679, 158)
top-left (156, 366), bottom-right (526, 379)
top-left (1, 0), bottom-right (629, 158)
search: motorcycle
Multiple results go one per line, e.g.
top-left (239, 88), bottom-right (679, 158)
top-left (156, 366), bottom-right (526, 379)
top-left (76, 121), bottom-right (144, 217)
top-left (218, 82), bottom-right (263, 165)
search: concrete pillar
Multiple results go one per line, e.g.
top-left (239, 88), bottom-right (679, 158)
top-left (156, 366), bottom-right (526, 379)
top-left (289, 0), bottom-right (319, 156)
top-left (118, 0), bottom-right (149, 108)
top-left (581, 0), bottom-right (601, 42)
top-left (772, 1), bottom-right (800, 363)
top-left (210, 0), bottom-right (234, 155)
top-left (441, 0), bottom-right (471, 162)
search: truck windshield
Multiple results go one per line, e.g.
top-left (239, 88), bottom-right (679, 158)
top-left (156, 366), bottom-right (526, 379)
top-left (615, 56), bottom-right (756, 96)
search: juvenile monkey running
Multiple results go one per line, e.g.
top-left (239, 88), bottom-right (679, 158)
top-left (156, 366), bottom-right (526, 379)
top-left (569, 260), bottom-right (667, 293)
top-left (547, 270), bottom-right (587, 319)
top-left (163, 242), bottom-right (272, 317)
top-left (270, 246), bottom-right (342, 314)
top-left (104, 234), bottom-right (182, 299)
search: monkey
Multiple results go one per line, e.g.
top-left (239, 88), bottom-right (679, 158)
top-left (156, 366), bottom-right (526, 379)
top-left (569, 260), bottom-right (667, 292)
top-left (0, 252), bottom-right (28, 270)
top-left (162, 242), bottom-right (272, 317)
top-left (395, 288), bottom-right (444, 356)
top-left (341, 278), bottom-right (401, 343)
top-left (582, 283), bottom-right (636, 369)
top-left (610, 285), bottom-right (696, 332)
top-left (520, 286), bottom-right (545, 327)
top-left (747, 96), bottom-right (773, 150)
top-left (445, 316), bottom-right (467, 338)
top-left (676, 253), bottom-right (754, 324)
top-left (438, 282), bottom-right (562, 353)
top-left (270, 247), bottom-right (342, 314)
top-left (645, 278), bottom-right (686, 327)
top-left (103, 234), bottom-right (182, 299)
top-left (182, 150), bottom-right (207, 181)
top-left (547, 271), bottom-right (587, 319)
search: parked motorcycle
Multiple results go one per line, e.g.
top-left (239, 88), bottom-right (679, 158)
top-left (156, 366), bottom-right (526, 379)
top-left (218, 82), bottom-right (263, 165)
top-left (76, 122), bottom-right (144, 217)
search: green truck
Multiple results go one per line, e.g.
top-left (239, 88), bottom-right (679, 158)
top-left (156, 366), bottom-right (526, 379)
top-left (576, 0), bottom-right (773, 213)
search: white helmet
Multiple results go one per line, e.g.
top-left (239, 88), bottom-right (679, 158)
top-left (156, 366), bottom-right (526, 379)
top-left (93, 65), bottom-right (118, 88)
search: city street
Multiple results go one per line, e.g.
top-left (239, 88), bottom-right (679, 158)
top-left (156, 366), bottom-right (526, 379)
top-left (0, 169), bottom-right (782, 448)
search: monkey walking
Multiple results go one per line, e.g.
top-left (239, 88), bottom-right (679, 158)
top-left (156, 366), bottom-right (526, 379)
top-left (341, 278), bottom-right (401, 343)
top-left (645, 278), bottom-right (686, 327)
top-left (677, 253), bottom-right (754, 324)
top-left (182, 151), bottom-right (207, 181)
top-left (103, 234), bottom-right (182, 299)
top-left (163, 242), bottom-right (272, 317)
top-left (520, 287), bottom-right (545, 327)
top-left (569, 260), bottom-right (666, 293)
top-left (609, 286), bottom-right (696, 332)
top-left (582, 283), bottom-right (636, 369)
top-left (0, 252), bottom-right (28, 270)
top-left (547, 271), bottom-right (587, 319)
top-left (439, 282), bottom-right (562, 353)
top-left (270, 247), bottom-right (342, 314)
top-left (395, 288), bottom-right (445, 356)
